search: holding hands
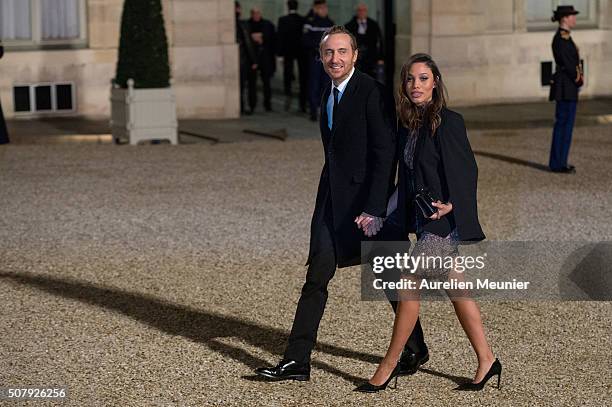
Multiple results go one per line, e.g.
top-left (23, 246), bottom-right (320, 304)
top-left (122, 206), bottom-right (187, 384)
top-left (355, 213), bottom-right (384, 237)
top-left (355, 200), bottom-right (453, 237)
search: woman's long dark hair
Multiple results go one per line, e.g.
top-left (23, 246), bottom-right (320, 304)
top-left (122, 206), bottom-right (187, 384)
top-left (397, 53), bottom-right (448, 135)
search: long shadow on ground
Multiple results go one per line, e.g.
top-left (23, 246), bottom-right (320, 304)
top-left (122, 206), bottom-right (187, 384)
top-left (473, 150), bottom-right (550, 172)
top-left (0, 271), bottom-right (467, 385)
top-left (0, 271), bottom-right (377, 383)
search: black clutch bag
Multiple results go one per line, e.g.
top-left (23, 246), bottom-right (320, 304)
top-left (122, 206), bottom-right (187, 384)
top-left (414, 188), bottom-right (439, 218)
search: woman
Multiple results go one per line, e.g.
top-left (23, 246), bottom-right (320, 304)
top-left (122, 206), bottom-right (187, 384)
top-left (355, 53), bottom-right (501, 393)
top-left (549, 5), bottom-right (582, 173)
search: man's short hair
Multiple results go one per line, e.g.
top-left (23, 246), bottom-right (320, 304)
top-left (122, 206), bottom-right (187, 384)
top-left (288, 0), bottom-right (298, 10)
top-left (319, 25), bottom-right (358, 53)
top-left (314, 0), bottom-right (326, 5)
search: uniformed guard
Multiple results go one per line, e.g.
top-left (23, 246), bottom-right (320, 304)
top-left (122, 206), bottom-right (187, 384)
top-left (302, 0), bottom-right (334, 121)
top-left (549, 5), bottom-right (582, 173)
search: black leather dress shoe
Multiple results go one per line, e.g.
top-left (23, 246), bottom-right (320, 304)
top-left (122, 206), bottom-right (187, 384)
top-left (550, 166), bottom-right (576, 174)
top-left (255, 359), bottom-right (310, 381)
top-left (398, 349), bottom-right (429, 376)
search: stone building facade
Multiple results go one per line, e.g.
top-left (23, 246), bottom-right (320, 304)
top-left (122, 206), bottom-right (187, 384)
top-left (398, 0), bottom-right (612, 105)
top-left (0, 0), bottom-right (237, 120)
top-left (0, 0), bottom-right (610, 120)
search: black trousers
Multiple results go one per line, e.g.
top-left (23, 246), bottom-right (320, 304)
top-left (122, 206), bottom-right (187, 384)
top-left (247, 67), bottom-right (272, 111)
top-left (284, 200), bottom-right (426, 363)
top-left (239, 62), bottom-right (248, 113)
top-left (0, 101), bottom-right (9, 144)
top-left (283, 54), bottom-right (307, 111)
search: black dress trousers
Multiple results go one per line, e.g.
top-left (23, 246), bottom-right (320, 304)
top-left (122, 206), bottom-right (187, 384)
top-left (284, 197), bottom-right (427, 363)
top-left (284, 196), bottom-right (337, 363)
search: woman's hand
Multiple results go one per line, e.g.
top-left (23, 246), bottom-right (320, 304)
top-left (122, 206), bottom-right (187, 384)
top-left (429, 200), bottom-right (452, 220)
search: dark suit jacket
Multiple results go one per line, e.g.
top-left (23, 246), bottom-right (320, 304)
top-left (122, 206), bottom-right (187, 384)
top-left (247, 18), bottom-right (276, 74)
top-left (345, 17), bottom-right (384, 75)
top-left (396, 108), bottom-right (484, 243)
top-left (307, 69), bottom-right (397, 268)
top-left (277, 13), bottom-right (305, 58)
top-left (550, 28), bottom-right (581, 101)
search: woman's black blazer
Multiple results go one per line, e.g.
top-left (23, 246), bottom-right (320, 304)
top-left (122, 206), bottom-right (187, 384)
top-left (396, 107), bottom-right (485, 243)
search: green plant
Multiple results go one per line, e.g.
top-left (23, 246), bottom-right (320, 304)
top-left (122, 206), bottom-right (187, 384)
top-left (115, 0), bottom-right (170, 88)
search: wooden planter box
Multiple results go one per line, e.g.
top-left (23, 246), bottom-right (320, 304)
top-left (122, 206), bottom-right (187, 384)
top-left (110, 79), bottom-right (178, 145)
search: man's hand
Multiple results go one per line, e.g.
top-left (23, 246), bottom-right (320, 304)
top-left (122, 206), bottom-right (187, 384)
top-left (251, 32), bottom-right (263, 45)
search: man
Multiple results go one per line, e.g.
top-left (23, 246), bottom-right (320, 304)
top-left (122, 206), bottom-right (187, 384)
top-left (277, 1), bottom-right (307, 113)
top-left (549, 5), bottom-right (581, 173)
top-left (302, 0), bottom-right (334, 121)
top-left (0, 42), bottom-right (9, 145)
top-left (345, 2), bottom-right (385, 80)
top-left (0, 42), bottom-right (8, 145)
top-left (235, 2), bottom-right (258, 115)
top-left (255, 26), bottom-right (405, 381)
top-left (247, 7), bottom-right (276, 112)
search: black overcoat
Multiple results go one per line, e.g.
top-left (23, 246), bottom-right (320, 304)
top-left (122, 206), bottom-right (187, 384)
top-left (306, 69), bottom-right (397, 268)
top-left (345, 17), bottom-right (384, 76)
top-left (247, 18), bottom-right (276, 75)
top-left (396, 108), bottom-right (485, 243)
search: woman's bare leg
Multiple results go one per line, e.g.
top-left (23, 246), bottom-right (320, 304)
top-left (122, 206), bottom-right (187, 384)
top-left (369, 298), bottom-right (420, 385)
top-left (451, 298), bottom-right (495, 383)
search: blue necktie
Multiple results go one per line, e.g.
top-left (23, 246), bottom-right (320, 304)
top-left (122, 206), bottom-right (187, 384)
top-left (332, 88), bottom-right (339, 128)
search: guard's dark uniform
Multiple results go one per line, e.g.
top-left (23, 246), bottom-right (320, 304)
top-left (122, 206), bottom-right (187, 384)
top-left (302, 11), bottom-right (334, 120)
top-left (549, 27), bottom-right (582, 171)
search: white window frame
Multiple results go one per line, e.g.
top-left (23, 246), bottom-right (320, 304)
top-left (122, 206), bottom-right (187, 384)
top-left (13, 81), bottom-right (77, 116)
top-left (526, 0), bottom-right (599, 31)
top-left (2, 0), bottom-right (87, 49)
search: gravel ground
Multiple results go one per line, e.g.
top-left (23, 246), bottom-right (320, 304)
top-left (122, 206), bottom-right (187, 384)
top-left (0, 125), bottom-right (611, 406)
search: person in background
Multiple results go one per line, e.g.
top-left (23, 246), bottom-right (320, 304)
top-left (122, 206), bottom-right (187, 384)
top-left (0, 41), bottom-right (9, 145)
top-left (548, 5), bottom-right (582, 174)
top-left (235, 2), bottom-right (258, 115)
top-left (345, 2), bottom-right (384, 81)
top-left (303, 0), bottom-right (334, 121)
top-left (247, 7), bottom-right (276, 113)
top-left (277, 0), bottom-right (307, 113)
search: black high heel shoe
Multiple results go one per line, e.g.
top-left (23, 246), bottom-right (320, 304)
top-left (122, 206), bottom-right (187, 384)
top-left (354, 363), bottom-right (401, 393)
top-left (455, 358), bottom-right (502, 391)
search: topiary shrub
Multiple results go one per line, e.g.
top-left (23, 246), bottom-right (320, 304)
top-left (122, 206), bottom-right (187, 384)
top-left (115, 0), bottom-right (171, 88)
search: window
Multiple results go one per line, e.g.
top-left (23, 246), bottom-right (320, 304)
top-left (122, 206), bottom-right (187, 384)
top-left (526, 0), bottom-right (598, 31)
top-left (0, 0), bottom-right (86, 47)
top-left (13, 82), bottom-right (76, 114)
